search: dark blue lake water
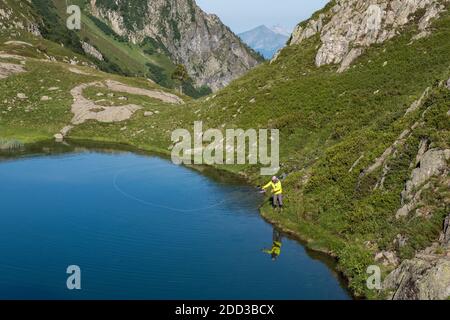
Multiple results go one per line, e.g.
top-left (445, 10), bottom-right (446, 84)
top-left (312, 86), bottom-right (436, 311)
top-left (0, 150), bottom-right (350, 299)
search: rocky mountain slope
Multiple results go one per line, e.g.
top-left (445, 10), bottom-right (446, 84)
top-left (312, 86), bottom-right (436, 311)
top-left (1, 0), bottom-right (449, 299)
top-left (88, 0), bottom-right (262, 91)
top-left (1, 0), bottom-right (261, 96)
top-left (238, 25), bottom-right (289, 59)
top-left (284, 0), bottom-right (448, 72)
top-left (0, 0), bottom-right (41, 35)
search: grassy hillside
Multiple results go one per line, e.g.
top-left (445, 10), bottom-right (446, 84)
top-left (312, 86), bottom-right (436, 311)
top-left (26, 0), bottom-right (211, 97)
top-left (172, 7), bottom-right (449, 297)
top-left (1, 2), bottom-right (449, 298)
top-left (0, 31), bottom-right (187, 144)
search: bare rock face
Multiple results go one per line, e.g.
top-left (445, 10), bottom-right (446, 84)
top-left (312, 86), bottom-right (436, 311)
top-left (385, 142), bottom-right (450, 299)
top-left (287, 0), bottom-right (447, 72)
top-left (440, 215), bottom-right (450, 245)
top-left (406, 149), bottom-right (450, 194)
top-left (290, 13), bottom-right (325, 45)
top-left (383, 255), bottom-right (450, 300)
top-left (375, 250), bottom-right (400, 267)
top-left (89, 0), bottom-right (261, 91)
top-left (81, 42), bottom-right (104, 61)
top-left (397, 148), bottom-right (450, 218)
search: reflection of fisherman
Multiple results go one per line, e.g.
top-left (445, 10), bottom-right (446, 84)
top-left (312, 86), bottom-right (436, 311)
top-left (263, 229), bottom-right (282, 261)
top-left (261, 176), bottom-right (283, 211)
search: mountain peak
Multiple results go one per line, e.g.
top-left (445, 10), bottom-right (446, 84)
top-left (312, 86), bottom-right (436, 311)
top-left (90, 0), bottom-right (262, 91)
top-left (238, 25), bottom-right (289, 59)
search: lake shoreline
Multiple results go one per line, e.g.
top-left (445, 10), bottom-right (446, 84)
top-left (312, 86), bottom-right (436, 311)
top-left (0, 136), bottom-right (356, 299)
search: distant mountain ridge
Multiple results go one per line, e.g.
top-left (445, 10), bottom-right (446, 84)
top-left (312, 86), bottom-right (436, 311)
top-left (238, 25), bottom-right (289, 59)
top-left (89, 0), bottom-right (263, 91)
top-left (0, 0), bottom-right (262, 95)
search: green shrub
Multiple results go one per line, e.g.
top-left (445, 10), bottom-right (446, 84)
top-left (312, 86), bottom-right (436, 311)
top-left (31, 0), bottom-right (83, 54)
top-left (338, 245), bottom-right (373, 297)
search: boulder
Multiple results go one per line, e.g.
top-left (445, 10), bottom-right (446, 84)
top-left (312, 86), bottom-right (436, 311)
top-left (54, 133), bottom-right (64, 142)
top-left (375, 250), bottom-right (399, 267)
top-left (406, 149), bottom-right (450, 197)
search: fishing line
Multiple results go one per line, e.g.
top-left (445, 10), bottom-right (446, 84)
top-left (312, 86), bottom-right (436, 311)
top-left (112, 163), bottom-right (241, 213)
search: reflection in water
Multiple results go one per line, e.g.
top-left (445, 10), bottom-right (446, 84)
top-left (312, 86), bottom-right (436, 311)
top-left (263, 229), bottom-right (282, 261)
top-left (0, 140), bottom-right (351, 299)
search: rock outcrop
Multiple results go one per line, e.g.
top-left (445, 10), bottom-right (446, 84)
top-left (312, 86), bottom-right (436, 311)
top-left (383, 252), bottom-right (450, 300)
top-left (375, 250), bottom-right (400, 267)
top-left (287, 0), bottom-right (448, 72)
top-left (89, 0), bottom-right (261, 91)
top-left (81, 42), bottom-right (104, 61)
top-left (396, 148), bottom-right (450, 218)
top-left (384, 211), bottom-right (450, 300)
top-left (0, 0), bottom-right (41, 36)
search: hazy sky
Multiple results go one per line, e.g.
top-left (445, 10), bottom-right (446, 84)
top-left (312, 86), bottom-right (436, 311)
top-left (196, 0), bottom-right (329, 34)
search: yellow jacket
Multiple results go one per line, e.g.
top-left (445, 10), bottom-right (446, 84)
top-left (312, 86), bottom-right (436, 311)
top-left (263, 241), bottom-right (282, 256)
top-left (263, 180), bottom-right (282, 195)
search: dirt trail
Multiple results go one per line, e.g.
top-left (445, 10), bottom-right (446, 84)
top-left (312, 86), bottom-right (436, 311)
top-left (68, 67), bottom-right (92, 76)
top-left (55, 80), bottom-right (184, 140)
top-left (104, 80), bottom-right (184, 105)
top-left (69, 81), bottom-right (143, 125)
top-left (4, 41), bottom-right (33, 47)
top-left (0, 53), bottom-right (26, 61)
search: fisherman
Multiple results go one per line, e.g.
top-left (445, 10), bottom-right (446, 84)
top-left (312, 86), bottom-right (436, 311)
top-left (261, 176), bottom-right (283, 211)
top-left (263, 229), bottom-right (282, 261)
